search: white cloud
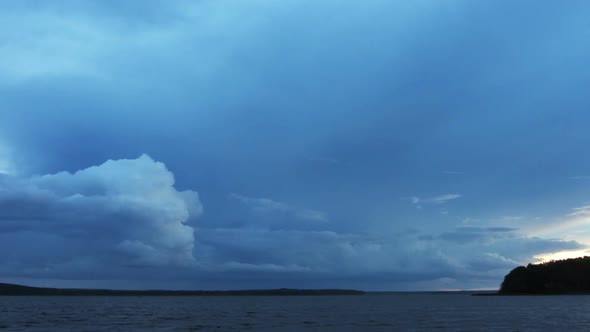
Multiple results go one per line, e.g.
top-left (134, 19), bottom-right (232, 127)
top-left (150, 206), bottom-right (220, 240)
top-left (406, 194), bottom-right (462, 208)
top-left (569, 205), bottom-right (590, 217)
top-left (229, 194), bottom-right (290, 213)
top-left (530, 205), bottom-right (590, 238)
top-left (230, 193), bottom-right (328, 222)
top-left (428, 194), bottom-right (462, 204)
top-left (0, 155), bottom-right (202, 276)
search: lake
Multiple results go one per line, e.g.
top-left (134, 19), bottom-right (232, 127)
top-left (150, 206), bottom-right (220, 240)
top-left (1, 293), bottom-right (589, 331)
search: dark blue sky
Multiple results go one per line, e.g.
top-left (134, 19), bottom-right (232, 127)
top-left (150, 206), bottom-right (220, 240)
top-left (1, 0), bottom-right (590, 290)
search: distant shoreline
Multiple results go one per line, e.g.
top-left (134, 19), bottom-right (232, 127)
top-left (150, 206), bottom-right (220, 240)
top-left (0, 283), bottom-right (364, 296)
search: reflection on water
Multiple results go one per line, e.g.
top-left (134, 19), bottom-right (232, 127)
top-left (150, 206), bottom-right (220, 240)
top-left (1, 293), bottom-right (589, 331)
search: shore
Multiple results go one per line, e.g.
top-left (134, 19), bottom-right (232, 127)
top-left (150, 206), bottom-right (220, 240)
top-left (0, 283), bottom-right (364, 296)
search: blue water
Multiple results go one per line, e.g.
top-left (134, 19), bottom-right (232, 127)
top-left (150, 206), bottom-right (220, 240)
top-left (1, 293), bottom-right (589, 331)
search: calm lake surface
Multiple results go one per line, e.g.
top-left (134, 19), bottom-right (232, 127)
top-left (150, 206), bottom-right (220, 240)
top-left (1, 293), bottom-right (589, 331)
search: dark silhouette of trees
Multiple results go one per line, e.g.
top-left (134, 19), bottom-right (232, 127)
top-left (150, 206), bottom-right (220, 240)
top-left (500, 256), bottom-right (590, 294)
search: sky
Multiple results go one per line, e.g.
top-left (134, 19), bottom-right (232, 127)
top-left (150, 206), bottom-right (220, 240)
top-left (1, 0), bottom-right (590, 291)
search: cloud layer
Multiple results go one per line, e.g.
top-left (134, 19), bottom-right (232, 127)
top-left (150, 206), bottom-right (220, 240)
top-left (0, 154), bottom-right (583, 289)
top-left (194, 225), bottom-right (584, 290)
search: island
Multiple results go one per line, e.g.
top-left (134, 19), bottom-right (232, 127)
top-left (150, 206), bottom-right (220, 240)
top-left (499, 256), bottom-right (590, 295)
top-left (0, 283), bottom-right (364, 296)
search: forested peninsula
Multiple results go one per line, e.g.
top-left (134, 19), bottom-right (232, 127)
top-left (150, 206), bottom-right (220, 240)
top-left (499, 256), bottom-right (590, 294)
top-left (0, 283), bottom-right (364, 296)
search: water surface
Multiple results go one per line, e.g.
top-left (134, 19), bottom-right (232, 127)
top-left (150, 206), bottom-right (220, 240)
top-left (1, 293), bottom-right (588, 331)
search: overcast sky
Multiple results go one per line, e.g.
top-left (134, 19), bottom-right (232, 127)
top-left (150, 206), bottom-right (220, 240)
top-left (1, 0), bottom-right (590, 291)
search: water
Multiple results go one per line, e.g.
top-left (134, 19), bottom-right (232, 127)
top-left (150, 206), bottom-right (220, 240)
top-left (1, 293), bottom-right (589, 331)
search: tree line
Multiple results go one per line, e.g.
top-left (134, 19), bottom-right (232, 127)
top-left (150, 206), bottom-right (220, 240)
top-left (500, 256), bottom-right (590, 294)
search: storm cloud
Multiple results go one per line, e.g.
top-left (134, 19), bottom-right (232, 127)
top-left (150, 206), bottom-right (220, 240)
top-left (1, 0), bottom-right (590, 290)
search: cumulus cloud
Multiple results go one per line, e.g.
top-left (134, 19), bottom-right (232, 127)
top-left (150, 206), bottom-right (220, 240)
top-left (229, 193), bottom-right (328, 222)
top-left (0, 155), bottom-right (202, 278)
